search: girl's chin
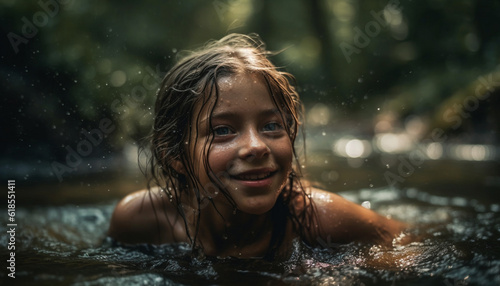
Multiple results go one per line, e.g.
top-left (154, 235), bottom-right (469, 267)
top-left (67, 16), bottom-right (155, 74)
top-left (235, 197), bottom-right (278, 215)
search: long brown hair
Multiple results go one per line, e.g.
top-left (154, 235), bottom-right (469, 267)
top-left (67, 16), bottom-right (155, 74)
top-left (143, 33), bottom-right (313, 257)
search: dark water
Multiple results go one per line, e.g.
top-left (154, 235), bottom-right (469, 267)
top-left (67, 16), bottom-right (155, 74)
top-left (1, 185), bottom-right (499, 286)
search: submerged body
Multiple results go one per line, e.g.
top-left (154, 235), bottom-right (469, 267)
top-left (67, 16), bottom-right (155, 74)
top-left (109, 187), bottom-right (405, 258)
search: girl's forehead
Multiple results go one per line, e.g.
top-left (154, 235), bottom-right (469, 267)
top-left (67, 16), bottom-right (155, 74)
top-left (216, 72), bottom-right (261, 92)
top-left (214, 72), bottom-right (269, 108)
top-left (195, 72), bottom-right (273, 126)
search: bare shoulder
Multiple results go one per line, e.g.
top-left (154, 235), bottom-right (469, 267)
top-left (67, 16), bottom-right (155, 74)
top-left (108, 188), bottom-right (188, 245)
top-left (304, 187), bottom-right (406, 246)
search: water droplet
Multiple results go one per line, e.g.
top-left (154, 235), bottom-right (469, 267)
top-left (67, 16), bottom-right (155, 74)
top-left (358, 78), bottom-right (364, 83)
top-left (361, 201), bottom-right (371, 209)
top-left (322, 131), bottom-right (326, 136)
top-left (377, 107), bottom-right (380, 111)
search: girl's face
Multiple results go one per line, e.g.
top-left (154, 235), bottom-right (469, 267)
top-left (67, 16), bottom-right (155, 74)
top-left (192, 72), bottom-right (293, 215)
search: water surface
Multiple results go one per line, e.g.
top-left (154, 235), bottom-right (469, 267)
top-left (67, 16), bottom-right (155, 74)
top-left (2, 185), bottom-right (499, 286)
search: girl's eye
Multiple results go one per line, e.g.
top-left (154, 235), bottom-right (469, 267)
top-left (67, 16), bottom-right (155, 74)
top-left (213, 126), bottom-right (232, 136)
top-left (263, 122), bottom-right (283, 132)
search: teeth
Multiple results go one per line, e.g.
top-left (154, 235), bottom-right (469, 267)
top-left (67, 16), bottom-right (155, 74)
top-left (236, 172), bottom-right (271, 181)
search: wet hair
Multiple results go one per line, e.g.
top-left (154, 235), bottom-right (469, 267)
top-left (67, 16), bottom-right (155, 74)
top-left (144, 33), bottom-right (314, 258)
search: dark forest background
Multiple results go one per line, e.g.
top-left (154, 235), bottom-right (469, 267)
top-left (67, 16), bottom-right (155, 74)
top-left (1, 0), bottom-right (499, 200)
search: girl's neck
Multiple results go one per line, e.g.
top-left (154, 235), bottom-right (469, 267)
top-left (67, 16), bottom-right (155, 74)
top-left (194, 200), bottom-right (275, 257)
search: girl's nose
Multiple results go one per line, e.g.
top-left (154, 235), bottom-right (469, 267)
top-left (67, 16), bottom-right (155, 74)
top-left (238, 129), bottom-right (270, 160)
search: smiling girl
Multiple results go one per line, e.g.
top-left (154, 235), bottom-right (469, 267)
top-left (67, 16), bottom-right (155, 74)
top-left (108, 33), bottom-right (406, 259)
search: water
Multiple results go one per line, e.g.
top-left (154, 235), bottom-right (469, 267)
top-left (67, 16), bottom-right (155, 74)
top-left (1, 186), bottom-right (499, 286)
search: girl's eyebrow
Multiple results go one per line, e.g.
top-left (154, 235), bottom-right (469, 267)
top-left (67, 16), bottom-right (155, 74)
top-left (200, 108), bottom-right (281, 124)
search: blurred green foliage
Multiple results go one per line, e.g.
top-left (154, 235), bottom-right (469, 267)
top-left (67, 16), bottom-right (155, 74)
top-left (1, 0), bottom-right (499, 179)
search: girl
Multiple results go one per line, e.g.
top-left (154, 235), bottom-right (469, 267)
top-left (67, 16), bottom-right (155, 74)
top-left (108, 33), bottom-right (406, 259)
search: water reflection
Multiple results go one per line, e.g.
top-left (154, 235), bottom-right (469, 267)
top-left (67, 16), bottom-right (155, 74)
top-left (374, 133), bottom-right (413, 154)
top-left (332, 133), bottom-right (497, 162)
top-left (449, 144), bottom-right (496, 161)
top-left (425, 142), bottom-right (444, 160)
top-left (333, 137), bottom-right (372, 158)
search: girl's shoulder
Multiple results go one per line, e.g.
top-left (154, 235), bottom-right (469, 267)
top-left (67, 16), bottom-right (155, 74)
top-left (296, 186), bottom-right (406, 246)
top-left (108, 188), bottom-right (189, 245)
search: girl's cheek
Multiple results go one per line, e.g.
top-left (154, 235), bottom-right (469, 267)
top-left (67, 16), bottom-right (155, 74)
top-left (275, 138), bottom-right (293, 155)
top-left (209, 146), bottom-right (234, 171)
top-left (271, 140), bottom-right (293, 167)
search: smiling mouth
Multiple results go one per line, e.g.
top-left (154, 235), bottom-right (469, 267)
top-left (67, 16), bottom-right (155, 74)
top-left (231, 171), bottom-right (276, 181)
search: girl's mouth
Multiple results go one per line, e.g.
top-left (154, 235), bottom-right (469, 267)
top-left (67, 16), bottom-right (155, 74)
top-left (232, 172), bottom-right (275, 181)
